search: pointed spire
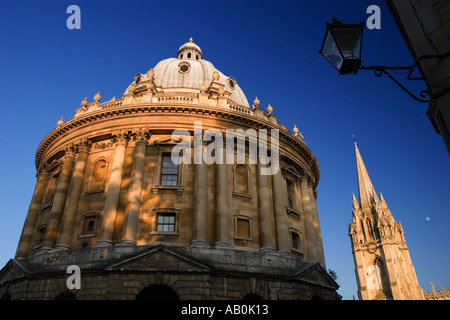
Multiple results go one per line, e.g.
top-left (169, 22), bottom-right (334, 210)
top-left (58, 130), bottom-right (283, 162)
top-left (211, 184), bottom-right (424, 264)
top-left (430, 280), bottom-right (436, 294)
top-left (380, 192), bottom-right (388, 208)
top-left (354, 141), bottom-right (379, 210)
top-left (352, 193), bottom-right (360, 209)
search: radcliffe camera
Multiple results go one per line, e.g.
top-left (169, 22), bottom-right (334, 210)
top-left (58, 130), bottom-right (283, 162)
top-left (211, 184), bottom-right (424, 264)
top-left (0, 0), bottom-right (448, 311)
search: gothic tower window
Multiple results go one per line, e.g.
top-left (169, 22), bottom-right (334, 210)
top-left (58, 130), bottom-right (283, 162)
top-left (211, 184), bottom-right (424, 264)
top-left (371, 256), bottom-right (384, 291)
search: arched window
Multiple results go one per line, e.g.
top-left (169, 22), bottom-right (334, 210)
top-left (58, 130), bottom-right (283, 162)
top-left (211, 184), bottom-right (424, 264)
top-left (233, 163), bottom-right (250, 196)
top-left (90, 159), bottom-right (107, 190)
top-left (367, 256), bottom-right (384, 291)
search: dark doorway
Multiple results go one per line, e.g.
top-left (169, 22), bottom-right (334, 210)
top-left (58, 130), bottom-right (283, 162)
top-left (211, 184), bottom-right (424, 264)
top-left (136, 284), bottom-right (179, 300)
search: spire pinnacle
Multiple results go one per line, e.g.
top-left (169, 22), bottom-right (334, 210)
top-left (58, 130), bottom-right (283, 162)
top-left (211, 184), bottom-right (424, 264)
top-left (352, 193), bottom-right (359, 209)
top-left (354, 141), bottom-right (379, 210)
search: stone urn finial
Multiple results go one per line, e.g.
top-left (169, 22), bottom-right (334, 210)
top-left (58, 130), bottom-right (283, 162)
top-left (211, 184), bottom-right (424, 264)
top-left (212, 70), bottom-right (220, 81)
top-left (252, 97), bottom-right (260, 109)
top-left (293, 124), bottom-right (299, 135)
top-left (81, 97), bottom-right (88, 107)
top-left (147, 68), bottom-right (154, 79)
top-left (267, 103), bottom-right (273, 114)
top-left (200, 82), bottom-right (207, 93)
top-left (57, 117), bottom-right (64, 126)
top-left (94, 91), bottom-right (101, 103)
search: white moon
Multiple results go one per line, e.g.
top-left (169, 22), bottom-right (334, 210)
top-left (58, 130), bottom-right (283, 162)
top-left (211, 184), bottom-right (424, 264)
top-left (425, 217), bottom-right (430, 222)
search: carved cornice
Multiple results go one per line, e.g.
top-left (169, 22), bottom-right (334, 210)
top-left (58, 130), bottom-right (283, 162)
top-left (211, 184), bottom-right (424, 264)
top-left (35, 104), bottom-right (320, 185)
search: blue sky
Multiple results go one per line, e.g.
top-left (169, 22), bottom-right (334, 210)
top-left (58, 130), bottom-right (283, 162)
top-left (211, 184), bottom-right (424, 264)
top-left (0, 0), bottom-right (448, 300)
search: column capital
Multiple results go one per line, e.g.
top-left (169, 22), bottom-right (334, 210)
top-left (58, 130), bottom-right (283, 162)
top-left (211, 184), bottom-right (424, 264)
top-left (64, 143), bottom-right (77, 159)
top-left (77, 138), bottom-right (92, 154)
top-left (132, 128), bottom-right (150, 144)
top-left (36, 163), bottom-right (49, 178)
top-left (111, 129), bottom-right (130, 146)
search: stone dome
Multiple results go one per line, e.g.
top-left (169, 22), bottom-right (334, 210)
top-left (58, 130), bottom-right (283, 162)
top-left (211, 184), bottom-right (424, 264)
top-left (125, 39), bottom-right (250, 108)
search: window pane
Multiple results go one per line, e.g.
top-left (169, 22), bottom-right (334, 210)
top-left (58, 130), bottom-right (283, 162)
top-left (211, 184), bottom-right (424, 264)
top-left (157, 214), bottom-right (176, 232)
top-left (161, 155), bottom-right (178, 186)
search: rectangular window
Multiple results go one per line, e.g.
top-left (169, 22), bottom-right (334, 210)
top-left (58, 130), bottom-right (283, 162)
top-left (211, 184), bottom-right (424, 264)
top-left (157, 213), bottom-right (176, 232)
top-left (81, 214), bottom-right (98, 236)
top-left (160, 154), bottom-right (179, 186)
top-left (291, 231), bottom-right (300, 250)
top-left (236, 218), bottom-right (251, 239)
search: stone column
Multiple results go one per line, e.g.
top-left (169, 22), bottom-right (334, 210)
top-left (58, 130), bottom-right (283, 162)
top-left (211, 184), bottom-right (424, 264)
top-left (97, 130), bottom-right (129, 246)
top-left (272, 169), bottom-right (290, 254)
top-left (191, 135), bottom-right (208, 246)
top-left (41, 144), bottom-right (76, 250)
top-left (256, 162), bottom-right (274, 252)
top-left (308, 185), bottom-right (326, 267)
top-left (214, 143), bottom-right (230, 248)
top-left (120, 129), bottom-right (148, 245)
top-left (15, 165), bottom-right (50, 258)
top-left (56, 138), bottom-right (91, 249)
top-left (300, 175), bottom-right (317, 262)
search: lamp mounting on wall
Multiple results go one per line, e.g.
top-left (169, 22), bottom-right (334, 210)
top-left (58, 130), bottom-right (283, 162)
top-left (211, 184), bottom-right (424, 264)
top-left (318, 18), bottom-right (450, 103)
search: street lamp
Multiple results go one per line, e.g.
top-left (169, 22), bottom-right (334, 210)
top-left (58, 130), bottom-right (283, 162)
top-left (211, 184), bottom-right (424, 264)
top-left (319, 18), bottom-right (450, 103)
top-left (319, 18), bottom-right (364, 75)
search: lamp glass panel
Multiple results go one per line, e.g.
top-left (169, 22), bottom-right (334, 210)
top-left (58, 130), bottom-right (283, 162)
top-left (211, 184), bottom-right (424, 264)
top-left (321, 30), bottom-right (343, 71)
top-left (332, 27), bottom-right (362, 60)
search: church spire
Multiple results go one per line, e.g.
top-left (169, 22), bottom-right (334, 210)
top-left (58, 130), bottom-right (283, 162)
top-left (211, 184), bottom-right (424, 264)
top-left (354, 141), bottom-right (379, 210)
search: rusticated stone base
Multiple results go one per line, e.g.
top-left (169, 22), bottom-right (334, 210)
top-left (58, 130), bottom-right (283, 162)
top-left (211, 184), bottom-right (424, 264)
top-left (0, 244), bottom-right (339, 300)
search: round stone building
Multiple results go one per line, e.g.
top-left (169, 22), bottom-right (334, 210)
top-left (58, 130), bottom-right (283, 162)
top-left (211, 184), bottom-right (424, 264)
top-left (0, 39), bottom-right (339, 300)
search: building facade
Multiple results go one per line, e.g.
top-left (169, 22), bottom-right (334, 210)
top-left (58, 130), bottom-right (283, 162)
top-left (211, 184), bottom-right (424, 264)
top-left (386, 0), bottom-right (450, 156)
top-left (348, 142), bottom-right (424, 300)
top-left (0, 39), bottom-right (338, 300)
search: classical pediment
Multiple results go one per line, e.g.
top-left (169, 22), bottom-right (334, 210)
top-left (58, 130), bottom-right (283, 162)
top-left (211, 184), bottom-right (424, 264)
top-left (106, 245), bottom-right (212, 272)
top-left (0, 259), bottom-right (30, 285)
top-left (290, 262), bottom-right (339, 290)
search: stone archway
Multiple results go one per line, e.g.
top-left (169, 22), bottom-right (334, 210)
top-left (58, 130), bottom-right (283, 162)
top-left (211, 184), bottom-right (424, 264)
top-left (135, 284), bottom-right (179, 300)
top-left (54, 292), bottom-right (77, 300)
top-left (242, 293), bottom-right (263, 300)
